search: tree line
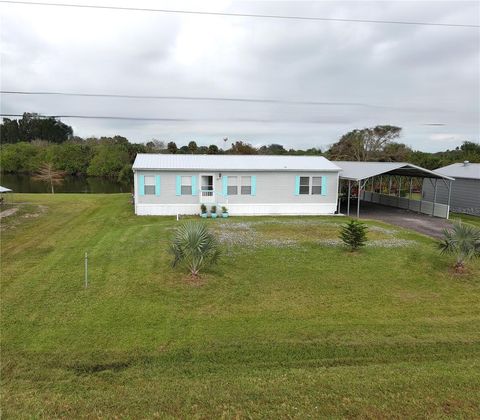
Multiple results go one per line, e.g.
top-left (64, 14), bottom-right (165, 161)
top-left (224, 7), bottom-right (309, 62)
top-left (1, 114), bottom-right (479, 182)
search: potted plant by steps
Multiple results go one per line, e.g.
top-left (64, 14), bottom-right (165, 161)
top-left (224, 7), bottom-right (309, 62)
top-left (210, 205), bottom-right (218, 219)
top-left (200, 204), bottom-right (208, 218)
top-left (221, 206), bottom-right (229, 218)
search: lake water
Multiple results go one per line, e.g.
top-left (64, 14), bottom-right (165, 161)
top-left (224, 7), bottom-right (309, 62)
top-left (1, 173), bottom-right (131, 193)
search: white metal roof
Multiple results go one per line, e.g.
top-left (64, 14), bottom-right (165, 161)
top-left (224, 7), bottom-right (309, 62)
top-left (133, 154), bottom-right (341, 172)
top-left (0, 186), bottom-right (12, 193)
top-left (433, 162), bottom-right (480, 180)
top-left (334, 161), bottom-right (455, 181)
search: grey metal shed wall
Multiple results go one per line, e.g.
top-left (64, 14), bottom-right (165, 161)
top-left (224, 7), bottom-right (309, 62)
top-left (423, 178), bottom-right (480, 215)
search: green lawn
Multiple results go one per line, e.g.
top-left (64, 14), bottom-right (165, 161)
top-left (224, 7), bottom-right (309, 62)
top-left (450, 212), bottom-right (480, 228)
top-left (2, 194), bottom-right (480, 418)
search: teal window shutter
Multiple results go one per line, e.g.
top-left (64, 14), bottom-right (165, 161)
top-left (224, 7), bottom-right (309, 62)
top-left (155, 175), bottom-right (161, 196)
top-left (294, 176), bottom-right (300, 195)
top-left (139, 175), bottom-right (145, 196)
top-left (222, 176), bottom-right (228, 196)
top-left (176, 175), bottom-right (181, 196)
top-left (321, 176), bottom-right (328, 196)
top-left (191, 176), bottom-right (197, 196)
top-left (251, 176), bottom-right (256, 196)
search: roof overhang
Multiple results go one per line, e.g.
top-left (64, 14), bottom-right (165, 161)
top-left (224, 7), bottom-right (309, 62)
top-left (335, 161), bottom-right (455, 181)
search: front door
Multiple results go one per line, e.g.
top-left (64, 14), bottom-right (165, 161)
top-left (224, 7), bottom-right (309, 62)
top-left (200, 174), bottom-right (215, 203)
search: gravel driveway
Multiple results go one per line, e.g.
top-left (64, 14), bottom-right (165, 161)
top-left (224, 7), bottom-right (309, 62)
top-left (357, 201), bottom-right (452, 239)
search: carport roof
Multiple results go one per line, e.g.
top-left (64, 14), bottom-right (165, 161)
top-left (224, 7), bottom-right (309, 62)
top-left (334, 161), bottom-right (455, 181)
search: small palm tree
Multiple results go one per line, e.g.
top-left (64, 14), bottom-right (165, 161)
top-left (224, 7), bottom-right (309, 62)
top-left (32, 162), bottom-right (66, 194)
top-left (170, 221), bottom-right (221, 277)
top-left (438, 221), bottom-right (480, 273)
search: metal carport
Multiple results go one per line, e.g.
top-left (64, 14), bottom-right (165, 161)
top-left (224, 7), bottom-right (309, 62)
top-left (334, 162), bottom-right (455, 219)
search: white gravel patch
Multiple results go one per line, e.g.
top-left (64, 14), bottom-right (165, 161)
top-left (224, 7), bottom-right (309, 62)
top-left (366, 239), bottom-right (417, 248)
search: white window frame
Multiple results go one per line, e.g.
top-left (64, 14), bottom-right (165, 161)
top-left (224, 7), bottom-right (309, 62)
top-left (227, 176), bottom-right (238, 195)
top-left (311, 176), bottom-right (322, 195)
top-left (299, 176), bottom-right (322, 195)
top-left (299, 176), bottom-right (310, 195)
top-left (181, 176), bottom-right (192, 195)
top-left (144, 175), bottom-right (155, 195)
top-left (241, 176), bottom-right (252, 195)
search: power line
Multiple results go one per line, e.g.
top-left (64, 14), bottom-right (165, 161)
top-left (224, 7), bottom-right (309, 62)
top-left (1, 0), bottom-right (478, 28)
top-left (0, 113), bottom-right (345, 124)
top-left (0, 90), bottom-right (385, 108)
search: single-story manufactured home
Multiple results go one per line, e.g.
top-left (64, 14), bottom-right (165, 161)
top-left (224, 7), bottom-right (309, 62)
top-left (423, 161), bottom-right (480, 215)
top-left (132, 154), bottom-right (341, 215)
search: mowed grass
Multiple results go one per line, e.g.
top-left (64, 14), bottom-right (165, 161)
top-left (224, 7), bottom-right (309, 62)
top-left (1, 194), bottom-right (480, 418)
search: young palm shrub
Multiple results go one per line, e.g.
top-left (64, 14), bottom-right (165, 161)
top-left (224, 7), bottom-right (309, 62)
top-left (170, 221), bottom-right (221, 277)
top-left (438, 221), bottom-right (480, 273)
top-left (340, 219), bottom-right (368, 251)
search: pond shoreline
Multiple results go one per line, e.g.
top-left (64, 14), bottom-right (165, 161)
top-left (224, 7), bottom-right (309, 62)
top-left (1, 173), bottom-right (131, 193)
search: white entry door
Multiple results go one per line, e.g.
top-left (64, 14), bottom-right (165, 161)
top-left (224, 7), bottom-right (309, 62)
top-left (200, 174), bottom-right (215, 203)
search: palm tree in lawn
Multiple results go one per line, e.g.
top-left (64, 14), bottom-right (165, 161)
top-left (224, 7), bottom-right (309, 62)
top-left (438, 221), bottom-right (480, 273)
top-left (170, 221), bottom-right (221, 278)
top-left (33, 163), bottom-right (66, 194)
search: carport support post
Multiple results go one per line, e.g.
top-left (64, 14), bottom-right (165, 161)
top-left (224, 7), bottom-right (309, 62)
top-left (388, 177), bottom-right (392, 195)
top-left (347, 180), bottom-right (351, 216)
top-left (447, 180), bottom-right (452, 219)
top-left (408, 177), bottom-right (413, 210)
top-left (356, 180), bottom-right (361, 218)
top-left (432, 178), bottom-right (438, 216)
top-left (379, 176), bottom-right (382, 194)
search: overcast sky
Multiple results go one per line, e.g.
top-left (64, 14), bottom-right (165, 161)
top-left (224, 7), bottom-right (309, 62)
top-left (1, 0), bottom-right (479, 151)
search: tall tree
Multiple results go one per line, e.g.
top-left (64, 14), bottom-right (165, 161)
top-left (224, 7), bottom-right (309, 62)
top-left (259, 144), bottom-right (287, 155)
top-left (13, 113), bottom-right (73, 143)
top-left (145, 139), bottom-right (166, 152)
top-left (188, 141), bottom-right (198, 154)
top-left (167, 141), bottom-right (178, 154)
top-left (32, 162), bottom-right (66, 194)
top-left (327, 125), bottom-right (402, 161)
top-left (228, 141), bottom-right (258, 155)
top-left (207, 144), bottom-right (219, 154)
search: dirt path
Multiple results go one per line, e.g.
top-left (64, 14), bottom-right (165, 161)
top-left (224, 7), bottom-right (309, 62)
top-left (0, 208), bottom-right (18, 219)
top-left (358, 202), bottom-right (452, 239)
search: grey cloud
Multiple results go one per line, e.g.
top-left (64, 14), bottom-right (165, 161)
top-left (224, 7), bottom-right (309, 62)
top-left (0, 0), bottom-right (478, 151)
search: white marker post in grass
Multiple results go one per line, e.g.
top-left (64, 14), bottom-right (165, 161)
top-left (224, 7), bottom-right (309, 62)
top-left (84, 252), bottom-right (88, 288)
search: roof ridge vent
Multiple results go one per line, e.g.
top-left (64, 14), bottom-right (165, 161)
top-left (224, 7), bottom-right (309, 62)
top-left (463, 160), bottom-right (470, 166)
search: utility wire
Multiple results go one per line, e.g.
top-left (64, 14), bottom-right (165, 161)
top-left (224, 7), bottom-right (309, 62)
top-left (0, 113), bottom-right (345, 123)
top-left (0, 0), bottom-right (478, 28)
top-left (0, 90), bottom-right (385, 108)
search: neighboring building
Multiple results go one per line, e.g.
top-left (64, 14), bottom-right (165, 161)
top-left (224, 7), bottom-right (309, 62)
top-left (132, 154), bottom-right (341, 215)
top-left (423, 161), bottom-right (480, 215)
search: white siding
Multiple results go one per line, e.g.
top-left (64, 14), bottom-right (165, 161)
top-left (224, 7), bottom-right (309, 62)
top-left (134, 170), bottom-right (339, 216)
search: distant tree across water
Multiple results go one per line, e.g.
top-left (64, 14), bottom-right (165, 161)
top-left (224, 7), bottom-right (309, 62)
top-left (1, 113), bottom-right (73, 144)
top-left (1, 114), bottom-right (478, 181)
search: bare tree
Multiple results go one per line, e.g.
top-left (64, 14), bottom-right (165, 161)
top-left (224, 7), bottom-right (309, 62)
top-left (33, 163), bottom-right (66, 194)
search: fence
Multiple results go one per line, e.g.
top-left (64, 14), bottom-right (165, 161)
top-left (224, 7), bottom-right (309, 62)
top-left (362, 191), bottom-right (449, 219)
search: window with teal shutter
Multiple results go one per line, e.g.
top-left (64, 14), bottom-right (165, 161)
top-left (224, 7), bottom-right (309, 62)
top-left (321, 176), bottom-right (328, 196)
top-left (222, 176), bottom-right (228, 196)
top-left (251, 176), bottom-right (256, 196)
top-left (155, 175), bottom-right (161, 196)
top-left (294, 176), bottom-right (300, 195)
top-left (139, 175), bottom-right (145, 196)
top-left (175, 176), bottom-right (181, 196)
